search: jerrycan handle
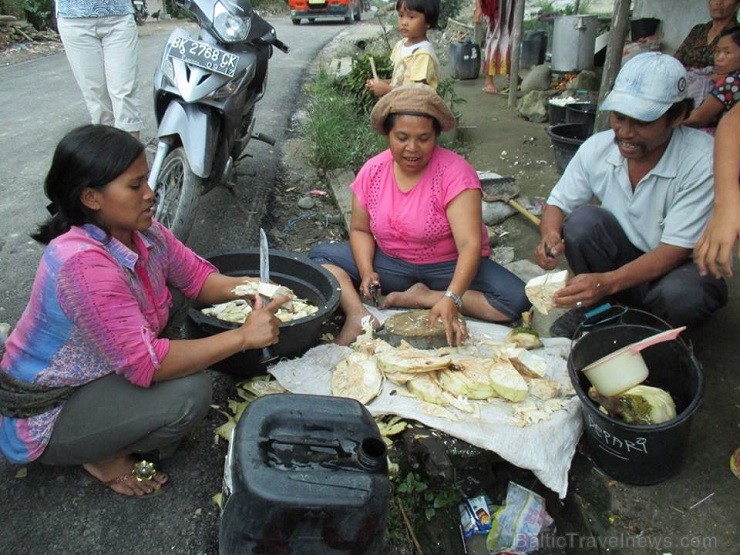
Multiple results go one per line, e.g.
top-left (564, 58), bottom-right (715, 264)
top-left (267, 435), bottom-right (347, 455)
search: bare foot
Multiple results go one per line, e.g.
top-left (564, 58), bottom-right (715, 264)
top-left (335, 311), bottom-right (380, 346)
top-left (382, 283), bottom-right (434, 310)
top-left (84, 456), bottom-right (168, 497)
top-left (482, 85), bottom-right (499, 95)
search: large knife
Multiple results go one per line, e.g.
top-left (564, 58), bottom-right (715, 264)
top-left (258, 228), bottom-right (278, 364)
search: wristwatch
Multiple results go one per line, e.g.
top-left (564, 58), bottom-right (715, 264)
top-left (444, 290), bottom-right (463, 310)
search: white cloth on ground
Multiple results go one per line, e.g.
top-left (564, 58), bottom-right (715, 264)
top-left (269, 308), bottom-right (583, 498)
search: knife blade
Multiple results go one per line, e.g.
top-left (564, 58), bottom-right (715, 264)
top-left (259, 228), bottom-right (270, 284)
top-left (257, 228), bottom-right (278, 364)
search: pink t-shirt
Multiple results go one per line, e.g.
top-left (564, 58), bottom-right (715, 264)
top-left (351, 146), bottom-right (489, 264)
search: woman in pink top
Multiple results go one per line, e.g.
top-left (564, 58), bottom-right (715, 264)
top-left (0, 125), bottom-right (288, 497)
top-left (310, 85), bottom-right (529, 346)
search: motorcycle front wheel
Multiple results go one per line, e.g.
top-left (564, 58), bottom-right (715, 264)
top-left (154, 147), bottom-right (203, 243)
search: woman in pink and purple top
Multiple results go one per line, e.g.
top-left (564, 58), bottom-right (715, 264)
top-left (0, 125), bottom-right (287, 498)
top-left (309, 84), bottom-right (529, 347)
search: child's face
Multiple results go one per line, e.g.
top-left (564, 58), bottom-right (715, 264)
top-left (714, 35), bottom-right (740, 74)
top-left (397, 5), bottom-right (428, 43)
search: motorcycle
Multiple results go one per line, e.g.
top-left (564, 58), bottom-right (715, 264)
top-left (132, 0), bottom-right (148, 25)
top-left (149, 0), bottom-right (289, 242)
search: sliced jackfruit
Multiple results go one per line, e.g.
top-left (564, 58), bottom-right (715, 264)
top-left (489, 360), bottom-right (529, 402)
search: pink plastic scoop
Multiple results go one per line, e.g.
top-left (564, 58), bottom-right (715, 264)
top-left (582, 326), bottom-right (687, 396)
top-left (624, 326), bottom-right (686, 356)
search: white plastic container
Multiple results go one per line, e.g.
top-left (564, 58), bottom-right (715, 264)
top-left (582, 327), bottom-right (686, 396)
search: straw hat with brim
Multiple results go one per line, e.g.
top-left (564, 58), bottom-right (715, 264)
top-left (371, 84), bottom-right (456, 135)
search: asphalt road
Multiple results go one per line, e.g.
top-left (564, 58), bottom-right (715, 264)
top-left (0, 17), bottom-right (344, 325)
top-left (0, 16), bottom-right (348, 554)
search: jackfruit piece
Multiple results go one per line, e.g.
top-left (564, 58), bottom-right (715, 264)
top-left (588, 385), bottom-right (677, 425)
top-left (331, 351), bottom-right (383, 404)
top-left (527, 378), bottom-right (561, 400)
top-left (489, 360), bottom-right (529, 402)
top-left (505, 311), bottom-right (543, 350)
top-left (437, 357), bottom-right (496, 399)
top-left (508, 348), bottom-right (548, 378)
top-left (525, 270), bottom-right (569, 315)
top-left (376, 349), bottom-right (451, 374)
top-left (406, 374), bottom-right (475, 414)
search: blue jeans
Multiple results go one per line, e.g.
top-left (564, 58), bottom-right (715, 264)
top-left (563, 205), bottom-right (727, 328)
top-left (309, 242), bottom-right (530, 320)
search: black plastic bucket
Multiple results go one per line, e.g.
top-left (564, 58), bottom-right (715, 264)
top-left (568, 323), bottom-right (704, 485)
top-left (547, 101), bottom-right (568, 125)
top-left (630, 18), bottom-right (660, 41)
top-left (545, 123), bottom-right (592, 174)
top-left (449, 41), bottom-right (481, 80)
top-left (520, 30), bottom-right (548, 69)
top-left (565, 101), bottom-right (596, 135)
top-left (186, 249), bottom-right (341, 377)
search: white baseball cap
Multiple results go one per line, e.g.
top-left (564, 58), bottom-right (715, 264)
top-left (600, 52), bottom-right (688, 122)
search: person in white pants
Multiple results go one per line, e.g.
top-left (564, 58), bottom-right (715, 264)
top-left (56, 0), bottom-right (143, 138)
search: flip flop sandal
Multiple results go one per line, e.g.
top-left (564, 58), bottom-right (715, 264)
top-left (105, 460), bottom-right (168, 499)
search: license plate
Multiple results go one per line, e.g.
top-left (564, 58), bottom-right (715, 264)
top-left (167, 37), bottom-right (240, 78)
top-left (308, 0), bottom-right (325, 5)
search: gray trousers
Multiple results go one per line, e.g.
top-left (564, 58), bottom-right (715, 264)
top-left (39, 372), bottom-right (212, 466)
top-left (563, 206), bottom-right (727, 328)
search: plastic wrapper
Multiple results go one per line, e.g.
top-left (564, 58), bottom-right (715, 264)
top-left (486, 482), bottom-right (554, 554)
top-left (459, 495), bottom-right (494, 538)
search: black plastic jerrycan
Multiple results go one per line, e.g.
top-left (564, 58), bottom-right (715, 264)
top-left (449, 40), bottom-right (481, 80)
top-left (219, 393), bottom-right (390, 554)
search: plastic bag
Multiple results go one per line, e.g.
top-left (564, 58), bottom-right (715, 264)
top-left (486, 482), bottom-right (554, 554)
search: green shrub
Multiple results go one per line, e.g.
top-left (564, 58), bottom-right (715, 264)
top-left (15, 0), bottom-right (53, 30)
top-left (336, 52), bottom-right (394, 114)
top-left (304, 69), bottom-right (386, 172)
top-left (438, 0), bottom-right (462, 28)
top-left (165, 0), bottom-right (197, 21)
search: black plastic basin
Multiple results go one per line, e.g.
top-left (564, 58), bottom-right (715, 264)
top-left (546, 123), bottom-right (593, 174)
top-left (187, 249), bottom-right (341, 377)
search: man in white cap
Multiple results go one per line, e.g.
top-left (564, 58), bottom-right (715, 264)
top-left (534, 52), bottom-right (728, 336)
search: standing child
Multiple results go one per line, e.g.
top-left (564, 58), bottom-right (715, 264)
top-left (366, 0), bottom-right (441, 98)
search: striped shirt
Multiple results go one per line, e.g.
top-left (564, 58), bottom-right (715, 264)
top-left (0, 222), bottom-right (215, 463)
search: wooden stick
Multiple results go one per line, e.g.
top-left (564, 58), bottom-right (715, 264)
top-left (369, 57), bottom-right (379, 80)
top-left (395, 498), bottom-right (424, 554)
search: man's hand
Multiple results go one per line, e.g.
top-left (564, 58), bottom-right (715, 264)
top-left (553, 273), bottom-right (607, 309)
top-left (534, 233), bottom-right (565, 270)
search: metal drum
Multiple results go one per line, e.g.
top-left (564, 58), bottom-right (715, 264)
top-left (550, 15), bottom-right (599, 73)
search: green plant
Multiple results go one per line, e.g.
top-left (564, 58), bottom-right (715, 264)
top-left (336, 52), bottom-right (393, 114)
top-left (303, 69), bottom-right (385, 172)
top-left (438, 0), bottom-right (462, 29)
top-left (394, 471), bottom-right (460, 521)
top-left (21, 0), bottom-right (53, 30)
top-left (165, 0), bottom-right (197, 20)
top-left (437, 76), bottom-right (466, 122)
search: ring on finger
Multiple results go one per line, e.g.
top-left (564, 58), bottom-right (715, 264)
top-left (575, 301), bottom-right (583, 308)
